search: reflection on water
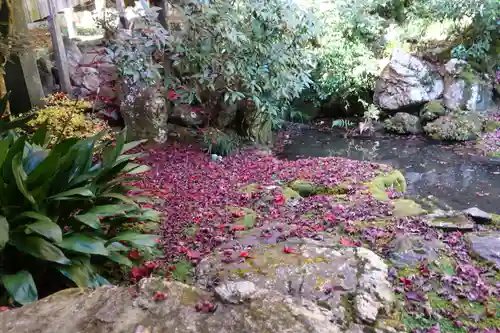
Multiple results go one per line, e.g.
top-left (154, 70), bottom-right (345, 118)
top-left (278, 130), bottom-right (500, 213)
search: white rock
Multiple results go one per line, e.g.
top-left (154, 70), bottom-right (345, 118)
top-left (214, 281), bottom-right (257, 304)
top-left (374, 49), bottom-right (444, 110)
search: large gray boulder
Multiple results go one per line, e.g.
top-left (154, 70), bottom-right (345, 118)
top-left (196, 234), bottom-right (395, 329)
top-left (442, 59), bottom-right (494, 113)
top-left (0, 276), bottom-right (399, 333)
top-left (374, 49), bottom-right (444, 110)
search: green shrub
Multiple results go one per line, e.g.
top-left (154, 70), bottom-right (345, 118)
top-left (0, 129), bottom-right (160, 305)
top-left (164, 0), bottom-right (320, 142)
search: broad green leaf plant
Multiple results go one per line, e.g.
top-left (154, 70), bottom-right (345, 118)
top-left (0, 128), bottom-right (160, 305)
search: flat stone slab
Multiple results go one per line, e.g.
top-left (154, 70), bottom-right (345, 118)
top-left (463, 207), bottom-right (492, 224)
top-left (196, 234), bottom-right (395, 328)
top-left (389, 234), bottom-right (445, 266)
top-left (466, 232), bottom-right (500, 269)
top-left (426, 211), bottom-right (474, 231)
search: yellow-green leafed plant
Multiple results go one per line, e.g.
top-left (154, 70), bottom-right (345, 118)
top-left (28, 93), bottom-right (111, 143)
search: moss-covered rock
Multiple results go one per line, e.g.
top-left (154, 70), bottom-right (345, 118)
top-left (392, 199), bottom-right (426, 217)
top-left (1, 277), bottom-right (375, 333)
top-left (419, 101), bottom-right (446, 122)
top-left (443, 60), bottom-right (494, 113)
top-left (365, 171), bottom-right (407, 201)
top-left (288, 179), bottom-right (317, 197)
top-left (289, 179), bottom-right (349, 197)
top-left (384, 112), bottom-right (422, 134)
top-left (482, 120), bottom-right (500, 133)
top-left (389, 234), bottom-right (445, 266)
top-left (196, 235), bottom-right (396, 328)
top-left (423, 113), bottom-right (484, 141)
top-left (426, 211), bottom-right (474, 231)
top-left (282, 187), bottom-right (301, 201)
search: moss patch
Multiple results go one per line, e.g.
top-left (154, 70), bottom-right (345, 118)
top-left (282, 187), bottom-right (301, 201)
top-left (170, 259), bottom-right (194, 284)
top-left (491, 213), bottom-right (500, 226)
top-left (365, 170), bottom-right (407, 201)
top-left (488, 151), bottom-right (500, 158)
top-left (428, 292), bottom-right (452, 310)
top-left (227, 206), bottom-right (257, 228)
top-left (289, 180), bottom-right (317, 197)
top-left (392, 199), bottom-right (426, 217)
top-left (430, 257), bottom-right (456, 276)
top-left (183, 224), bottom-right (200, 237)
top-left (289, 179), bottom-right (349, 197)
top-left (396, 265), bottom-right (420, 278)
top-left (402, 311), bottom-right (466, 333)
top-left (122, 221), bottom-right (160, 234)
top-left (238, 183), bottom-right (260, 194)
top-left (420, 101), bottom-right (446, 122)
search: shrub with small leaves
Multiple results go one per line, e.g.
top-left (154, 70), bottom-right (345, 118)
top-left (165, 0), bottom-right (320, 142)
top-left (0, 129), bottom-right (160, 305)
top-left (201, 128), bottom-right (240, 156)
top-left (28, 93), bottom-right (112, 143)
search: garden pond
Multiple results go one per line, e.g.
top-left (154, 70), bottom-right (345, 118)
top-left (278, 128), bottom-right (500, 214)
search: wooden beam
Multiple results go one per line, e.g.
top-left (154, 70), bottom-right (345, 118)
top-left (63, 8), bottom-right (76, 39)
top-left (11, 1), bottom-right (45, 108)
top-left (115, 0), bottom-right (128, 28)
top-left (47, 0), bottom-right (72, 93)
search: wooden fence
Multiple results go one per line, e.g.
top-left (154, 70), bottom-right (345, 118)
top-left (23, 0), bottom-right (94, 22)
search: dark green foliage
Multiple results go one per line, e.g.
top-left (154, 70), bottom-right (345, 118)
top-left (0, 93), bottom-right (35, 138)
top-left (0, 129), bottom-right (159, 305)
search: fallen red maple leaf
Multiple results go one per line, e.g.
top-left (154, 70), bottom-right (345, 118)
top-left (153, 291), bottom-right (167, 301)
top-left (186, 250), bottom-right (201, 259)
top-left (340, 237), bottom-right (360, 247)
top-left (232, 211), bottom-right (246, 218)
top-left (128, 249), bottom-right (141, 260)
top-left (231, 225), bottom-right (245, 231)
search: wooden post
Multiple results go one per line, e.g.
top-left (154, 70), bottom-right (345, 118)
top-left (63, 8), bottom-right (76, 39)
top-left (115, 0), bottom-right (128, 28)
top-left (47, 0), bottom-right (72, 93)
top-left (11, 0), bottom-right (45, 108)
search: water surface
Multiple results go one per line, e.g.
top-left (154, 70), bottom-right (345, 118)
top-left (278, 129), bottom-right (500, 214)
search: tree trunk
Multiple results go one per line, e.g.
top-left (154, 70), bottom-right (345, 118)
top-left (120, 85), bottom-right (169, 143)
